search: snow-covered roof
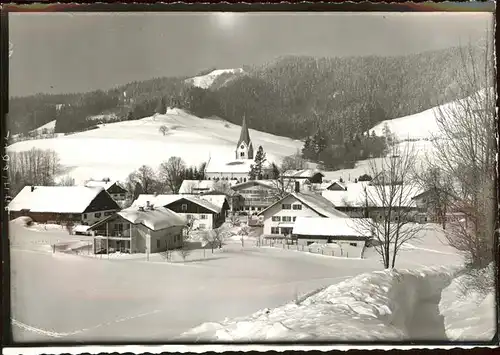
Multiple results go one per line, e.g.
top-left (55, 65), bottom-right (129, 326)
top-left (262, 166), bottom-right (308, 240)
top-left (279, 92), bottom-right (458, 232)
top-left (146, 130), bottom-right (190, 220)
top-left (179, 179), bottom-right (238, 194)
top-left (321, 182), bottom-right (422, 208)
top-left (132, 194), bottom-right (225, 213)
top-left (231, 179), bottom-right (278, 190)
top-left (84, 179), bottom-right (124, 191)
top-left (8, 186), bottom-right (106, 214)
top-left (258, 192), bottom-right (348, 219)
top-left (282, 169), bottom-right (324, 179)
top-left (205, 159), bottom-right (255, 174)
top-left (293, 217), bottom-right (372, 237)
top-left (118, 206), bottom-right (187, 231)
top-left (73, 225), bottom-right (90, 233)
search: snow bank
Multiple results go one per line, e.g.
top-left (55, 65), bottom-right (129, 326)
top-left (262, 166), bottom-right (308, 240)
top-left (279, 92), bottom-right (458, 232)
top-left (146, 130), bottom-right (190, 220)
top-left (181, 265), bottom-right (458, 341)
top-left (10, 216), bottom-right (33, 227)
top-left (439, 264), bottom-right (496, 341)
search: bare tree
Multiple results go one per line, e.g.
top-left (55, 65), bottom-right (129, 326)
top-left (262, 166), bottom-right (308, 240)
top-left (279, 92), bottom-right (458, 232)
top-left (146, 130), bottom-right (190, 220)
top-left (281, 149), bottom-right (306, 172)
top-left (355, 143), bottom-right (425, 269)
top-left (202, 226), bottom-right (230, 253)
top-left (127, 165), bottom-right (158, 195)
top-left (58, 175), bottom-right (76, 186)
top-left (159, 125), bottom-right (169, 136)
top-left (428, 37), bottom-right (496, 269)
top-left (238, 224), bottom-right (251, 247)
top-left (158, 156), bottom-right (186, 194)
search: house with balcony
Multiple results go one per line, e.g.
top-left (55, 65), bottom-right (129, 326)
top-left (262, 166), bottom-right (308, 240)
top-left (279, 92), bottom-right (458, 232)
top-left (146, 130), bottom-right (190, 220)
top-left (230, 180), bottom-right (282, 214)
top-left (87, 204), bottom-right (187, 254)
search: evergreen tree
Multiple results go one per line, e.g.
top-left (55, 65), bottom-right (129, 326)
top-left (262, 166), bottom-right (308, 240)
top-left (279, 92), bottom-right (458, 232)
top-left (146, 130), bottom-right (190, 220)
top-left (253, 145), bottom-right (267, 180)
top-left (248, 165), bottom-right (257, 180)
top-left (155, 97), bottom-right (166, 115)
top-left (271, 162), bottom-right (280, 179)
top-left (127, 111), bottom-right (134, 121)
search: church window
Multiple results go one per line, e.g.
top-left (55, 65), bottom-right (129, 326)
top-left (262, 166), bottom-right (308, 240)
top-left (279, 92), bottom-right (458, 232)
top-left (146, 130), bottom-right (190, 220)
top-left (240, 152), bottom-right (244, 157)
top-left (243, 178), bottom-right (247, 182)
top-left (241, 145), bottom-right (244, 149)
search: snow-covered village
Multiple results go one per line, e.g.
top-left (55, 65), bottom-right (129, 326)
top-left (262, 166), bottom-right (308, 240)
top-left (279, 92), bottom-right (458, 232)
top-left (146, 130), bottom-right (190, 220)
top-left (4, 10), bottom-right (497, 346)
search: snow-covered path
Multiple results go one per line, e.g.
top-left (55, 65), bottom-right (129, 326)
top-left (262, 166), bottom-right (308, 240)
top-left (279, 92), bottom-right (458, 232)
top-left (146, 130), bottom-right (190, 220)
top-left (407, 295), bottom-right (447, 341)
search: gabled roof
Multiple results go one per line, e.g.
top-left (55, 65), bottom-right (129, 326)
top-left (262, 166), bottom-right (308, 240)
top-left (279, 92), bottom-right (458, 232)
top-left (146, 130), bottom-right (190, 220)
top-left (293, 217), bottom-right (372, 237)
top-left (118, 206), bottom-right (187, 231)
top-left (132, 194), bottom-right (225, 214)
top-left (282, 169), bottom-right (325, 179)
top-left (179, 179), bottom-right (238, 194)
top-left (8, 186), bottom-right (106, 214)
top-left (236, 115), bottom-right (251, 147)
top-left (231, 179), bottom-right (278, 191)
top-left (258, 192), bottom-right (348, 219)
top-left (321, 182), bottom-right (422, 208)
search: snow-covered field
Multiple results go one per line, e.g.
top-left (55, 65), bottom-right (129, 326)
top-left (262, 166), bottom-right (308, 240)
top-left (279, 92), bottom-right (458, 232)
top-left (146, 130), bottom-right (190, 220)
top-left (185, 68), bottom-right (245, 89)
top-left (7, 108), bottom-right (302, 185)
top-left (10, 220), bottom-right (464, 342)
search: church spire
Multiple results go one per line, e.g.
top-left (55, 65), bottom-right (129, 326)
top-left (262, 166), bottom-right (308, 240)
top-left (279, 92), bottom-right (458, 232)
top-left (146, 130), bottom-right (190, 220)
top-left (235, 115), bottom-right (254, 160)
top-left (237, 115), bottom-right (251, 147)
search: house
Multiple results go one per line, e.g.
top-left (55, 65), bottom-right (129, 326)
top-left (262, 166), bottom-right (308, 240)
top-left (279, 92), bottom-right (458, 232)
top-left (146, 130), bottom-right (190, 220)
top-left (8, 186), bottom-right (120, 225)
top-left (204, 116), bottom-right (272, 181)
top-left (258, 182), bottom-right (348, 237)
top-left (281, 169), bottom-right (324, 184)
top-left (230, 180), bottom-right (283, 214)
top-left (87, 205), bottom-right (187, 254)
top-left (132, 194), bottom-right (229, 230)
top-left (321, 181), bottom-right (422, 221)
top-left (178, 179), bottom-right (238, 195)
top-left (84, 178), bottom-right (128, 203)
top-left (292, 216), bottom-right (372, 247)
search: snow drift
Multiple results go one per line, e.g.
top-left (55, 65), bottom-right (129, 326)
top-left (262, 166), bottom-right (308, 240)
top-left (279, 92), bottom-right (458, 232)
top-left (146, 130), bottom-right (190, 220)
top-left (439, 263), bottom-right (496, 341)
top-left (180, 266), bottom-right (459, 341)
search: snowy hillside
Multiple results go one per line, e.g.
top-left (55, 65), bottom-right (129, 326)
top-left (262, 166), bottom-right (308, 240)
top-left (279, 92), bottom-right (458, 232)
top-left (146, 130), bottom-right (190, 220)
top-left (185, 68), bottom-right (245, 89)
top-left (30, 119), bottom-right (56, 133)
top-left (7, 108), bottom-right (302, 185)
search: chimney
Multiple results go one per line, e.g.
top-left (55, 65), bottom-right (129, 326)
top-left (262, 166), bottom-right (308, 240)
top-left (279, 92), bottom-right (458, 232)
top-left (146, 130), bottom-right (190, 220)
top-left (146, 201), bottom-right (150, 208)
top-left (31, 186), bottom-right (35, 192)
top-left (138, 206), bottom-right (144, 212)
top-left (294, 181), bottom-right (300, 193)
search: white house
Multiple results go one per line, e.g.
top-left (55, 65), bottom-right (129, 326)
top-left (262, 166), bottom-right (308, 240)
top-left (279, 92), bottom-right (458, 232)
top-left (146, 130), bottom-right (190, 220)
top-left (88, 205), bottom-right (187, 254)
top-left (131, 194), bottom-right (230, 230)
top-left (258, 183), bottom-right (348, 237)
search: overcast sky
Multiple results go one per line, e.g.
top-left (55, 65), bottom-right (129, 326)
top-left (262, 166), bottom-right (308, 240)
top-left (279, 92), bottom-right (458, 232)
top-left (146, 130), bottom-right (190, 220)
top-left (9, 12), bottom-right (492, 97)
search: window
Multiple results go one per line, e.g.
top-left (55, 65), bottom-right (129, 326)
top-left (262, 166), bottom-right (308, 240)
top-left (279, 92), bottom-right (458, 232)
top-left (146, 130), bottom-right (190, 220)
top-left (94, 212), bottom-right (101, 218)
top-left (282, 216), bottom-right (292, 222)
top-left (181, 204), bottom-right (188, 212)
top-left (272, 216), bottom-right (280, 222)
top-left (240, 145), bottom-right (244, 149)
top-left (292, 204), bottom-right (302, 210)
top-left (83, 214), bottom-right (87, 219)
top-left (271, 227), bottom-right (279, 234)
top-left (293, 217), bottom-right (296, 222)
top-left (282, 204), bottom-right (291, 210)
top-left (350, 243), bottom-right (357, 247)
top-left (201, 214), bottom-right (207, 219)
top-left (240, 152), bottom-right (244, 157)
top-left (104, 211), bottom-right (113, 216)
top-left (199, 224), bottom-right (206, 229)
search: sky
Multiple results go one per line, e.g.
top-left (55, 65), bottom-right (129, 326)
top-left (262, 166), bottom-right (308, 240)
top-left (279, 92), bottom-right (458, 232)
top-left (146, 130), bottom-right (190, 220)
top-left (9, 11), bottom-right (493, 97)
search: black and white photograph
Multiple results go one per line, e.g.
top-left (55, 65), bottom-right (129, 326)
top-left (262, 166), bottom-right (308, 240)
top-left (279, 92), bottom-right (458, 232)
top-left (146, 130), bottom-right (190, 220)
top-left (3, 4), bottom-right (497, 348)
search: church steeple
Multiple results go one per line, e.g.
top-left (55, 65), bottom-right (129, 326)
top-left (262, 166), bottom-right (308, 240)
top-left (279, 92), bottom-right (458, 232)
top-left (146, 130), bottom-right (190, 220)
top-left (235, 115), bottom-right (254, 160)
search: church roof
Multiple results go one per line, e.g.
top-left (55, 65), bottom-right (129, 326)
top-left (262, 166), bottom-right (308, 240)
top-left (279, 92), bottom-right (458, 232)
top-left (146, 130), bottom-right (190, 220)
top-left (236, 116), bottom-right (252, 147)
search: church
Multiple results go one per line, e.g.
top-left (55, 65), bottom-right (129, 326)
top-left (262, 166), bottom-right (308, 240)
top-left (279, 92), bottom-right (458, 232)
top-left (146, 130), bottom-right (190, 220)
top-left (205, 116), bottom-right (271, 182)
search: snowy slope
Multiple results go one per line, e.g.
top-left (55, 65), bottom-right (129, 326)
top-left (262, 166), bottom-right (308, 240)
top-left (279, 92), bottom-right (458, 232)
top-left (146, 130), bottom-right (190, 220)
top-left (180, 266), bottom-right (459, 341)
top-left (185, 68), bottom-right (245, 89)
top-left (7, 108), bottom-right (302, 185)
top-left (30, 119), bottom-right (56, 133)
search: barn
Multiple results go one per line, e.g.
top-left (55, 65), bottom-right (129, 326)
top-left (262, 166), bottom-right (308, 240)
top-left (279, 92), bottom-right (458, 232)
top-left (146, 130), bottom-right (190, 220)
top-left (8, 185), bottom-right (120, 225)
